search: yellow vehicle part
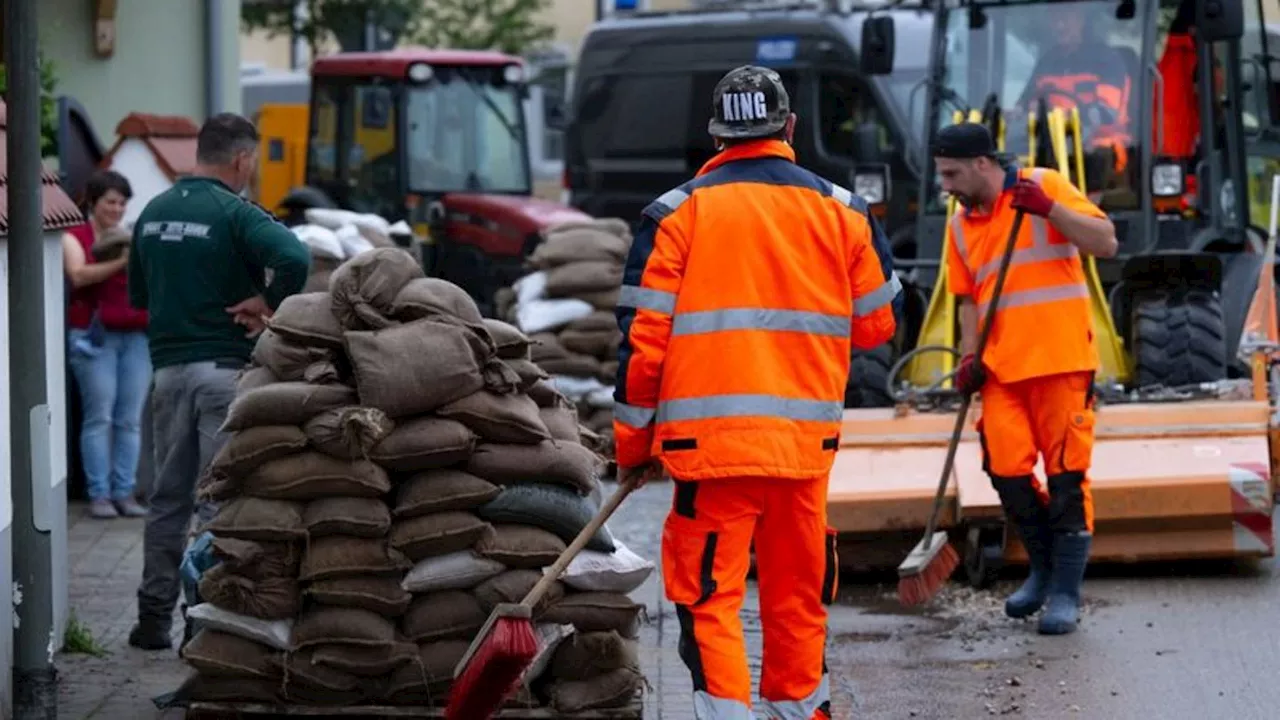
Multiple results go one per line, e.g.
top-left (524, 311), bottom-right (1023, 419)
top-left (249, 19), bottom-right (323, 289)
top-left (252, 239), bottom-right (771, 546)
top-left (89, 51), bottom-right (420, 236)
top-left (255, 103), bottom-right (310, 213)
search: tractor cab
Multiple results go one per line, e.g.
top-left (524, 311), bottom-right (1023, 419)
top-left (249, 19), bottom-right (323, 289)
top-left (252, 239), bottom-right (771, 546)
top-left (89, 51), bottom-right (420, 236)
top-left (282, 48), bottom-right (590, 315)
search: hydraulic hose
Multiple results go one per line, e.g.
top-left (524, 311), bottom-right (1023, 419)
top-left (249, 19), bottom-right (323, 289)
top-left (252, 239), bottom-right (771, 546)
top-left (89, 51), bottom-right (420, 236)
top-left (885, 344), bottom-right (963, 403)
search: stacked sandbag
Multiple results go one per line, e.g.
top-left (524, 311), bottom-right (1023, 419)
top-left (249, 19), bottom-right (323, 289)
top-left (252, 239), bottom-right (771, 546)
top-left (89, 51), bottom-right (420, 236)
top-left (499, 219), bottom-right (632, 462)
top-left (291, 208), bottom-right (416, 293)
top-left (178, 247), bottom-right (650, 712)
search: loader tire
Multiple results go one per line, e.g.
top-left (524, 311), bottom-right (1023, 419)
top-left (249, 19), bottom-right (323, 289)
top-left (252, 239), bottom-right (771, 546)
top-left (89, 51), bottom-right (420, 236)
top-left (1131, 291), bottom-right (1227, 389)
top-left (846, 344), bottom-right (895, 408)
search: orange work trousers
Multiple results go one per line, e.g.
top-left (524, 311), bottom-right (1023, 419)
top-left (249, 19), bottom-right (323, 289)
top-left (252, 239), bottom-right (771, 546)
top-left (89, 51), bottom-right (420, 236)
top-left (977, 370), bottom-right (1097, 533)
top-left (661, 475), bottom-right (835, 720)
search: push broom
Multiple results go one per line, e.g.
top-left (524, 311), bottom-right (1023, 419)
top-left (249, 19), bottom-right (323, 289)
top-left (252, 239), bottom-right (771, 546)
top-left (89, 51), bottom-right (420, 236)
top-left (446, 472), bottom-right (643, 719)
top-left (898, 209), bottom-right (1025, 606)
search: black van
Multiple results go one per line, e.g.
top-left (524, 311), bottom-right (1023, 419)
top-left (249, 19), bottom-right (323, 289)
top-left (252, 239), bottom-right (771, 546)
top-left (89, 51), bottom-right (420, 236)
top-left (564, 3), bottom-right (934, 249)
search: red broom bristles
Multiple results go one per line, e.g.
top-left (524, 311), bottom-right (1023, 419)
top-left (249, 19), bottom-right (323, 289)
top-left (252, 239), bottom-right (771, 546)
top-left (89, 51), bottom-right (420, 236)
top-left (897, 542), bottom-right (959, 606)
top-left (445, 617), bottom-right (539, 720)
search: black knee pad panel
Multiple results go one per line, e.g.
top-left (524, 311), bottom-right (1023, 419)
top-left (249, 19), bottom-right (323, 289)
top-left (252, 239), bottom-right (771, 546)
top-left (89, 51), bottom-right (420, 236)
top-left (1047, 472), bottom-right (1087, 532)
top-left (991, 474), bottom-right (1042, 524)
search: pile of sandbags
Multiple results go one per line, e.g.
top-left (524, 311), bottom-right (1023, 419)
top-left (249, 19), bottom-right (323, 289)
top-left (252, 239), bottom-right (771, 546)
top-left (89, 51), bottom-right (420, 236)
top-left (494, 219), bottom-right (631, 461)
top-left (291, 208), bottom-right (415, 293)
top-left (176, 247), bottom-right (652, 712)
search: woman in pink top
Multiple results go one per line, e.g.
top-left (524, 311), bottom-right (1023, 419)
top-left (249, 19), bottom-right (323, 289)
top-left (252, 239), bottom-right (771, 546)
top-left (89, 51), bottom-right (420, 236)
top-left (64, 170), bottom-right (151, 519)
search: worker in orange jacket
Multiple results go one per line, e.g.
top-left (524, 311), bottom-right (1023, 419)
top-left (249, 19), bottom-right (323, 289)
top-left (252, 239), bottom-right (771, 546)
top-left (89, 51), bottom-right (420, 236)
top-left (612, 65), bottom-right (900, 718)
top-left (935, 123), bottom-right (1118, 635)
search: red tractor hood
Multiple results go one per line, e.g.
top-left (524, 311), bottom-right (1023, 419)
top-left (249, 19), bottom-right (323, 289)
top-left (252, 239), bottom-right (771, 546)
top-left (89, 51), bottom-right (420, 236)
top-left (441, 192), bottom-right (592, 236)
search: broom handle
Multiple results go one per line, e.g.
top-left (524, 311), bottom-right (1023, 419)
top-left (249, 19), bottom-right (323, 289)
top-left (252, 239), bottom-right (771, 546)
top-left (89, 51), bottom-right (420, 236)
top-left (521, 473), bottom-right (641, 608)
top-left (922, 210), bottom-right (1026, 542)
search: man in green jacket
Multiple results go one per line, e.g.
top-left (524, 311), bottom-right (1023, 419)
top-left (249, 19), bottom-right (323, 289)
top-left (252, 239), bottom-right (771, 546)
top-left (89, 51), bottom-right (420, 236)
top-left (126, 112), bottom-right (311, 650)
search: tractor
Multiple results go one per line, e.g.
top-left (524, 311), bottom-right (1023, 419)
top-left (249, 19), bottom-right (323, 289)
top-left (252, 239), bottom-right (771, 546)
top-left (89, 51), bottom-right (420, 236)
top-left (256, 48), bottom-right (592, 316)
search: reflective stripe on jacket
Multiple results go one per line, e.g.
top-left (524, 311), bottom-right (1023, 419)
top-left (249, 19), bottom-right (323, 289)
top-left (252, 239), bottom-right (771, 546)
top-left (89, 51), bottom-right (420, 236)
top-left (945, 166), bottom-right (1102, 384)
top-left (613, 139), bottom-right (900, 478)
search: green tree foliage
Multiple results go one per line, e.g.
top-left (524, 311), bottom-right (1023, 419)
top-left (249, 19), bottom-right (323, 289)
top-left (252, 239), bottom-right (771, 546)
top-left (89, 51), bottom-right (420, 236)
top-left (0, 52), bottom-right (61, 158)
top-left (242, 0), bottom-right (423, 55)
top-left (411, 0), bottom-right (555, 55)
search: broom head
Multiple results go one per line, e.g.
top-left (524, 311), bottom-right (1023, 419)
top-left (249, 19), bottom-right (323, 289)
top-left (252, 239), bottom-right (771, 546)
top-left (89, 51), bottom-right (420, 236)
top-left (446, 603), bottom-right (538, 720)
top-left (896, 531), bottom-right (958, 606)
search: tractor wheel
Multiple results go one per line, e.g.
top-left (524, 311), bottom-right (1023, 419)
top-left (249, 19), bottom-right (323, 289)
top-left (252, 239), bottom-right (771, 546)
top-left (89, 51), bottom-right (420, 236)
top-left (1131, 291), bottom-right (1228, 388)
top-left (845, 343), bottom-right (895, 408)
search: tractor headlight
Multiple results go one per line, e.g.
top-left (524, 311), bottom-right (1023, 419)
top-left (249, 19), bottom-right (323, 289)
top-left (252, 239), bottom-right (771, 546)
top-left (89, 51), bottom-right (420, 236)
top-left (407, 62), bottom-right (434, 83)
top-left (503, 64), bottom-right (525, 84)
top-left (853, 165), bottom-right (890, 205)
top-left (1151, 162), bottom-right (1183, 198)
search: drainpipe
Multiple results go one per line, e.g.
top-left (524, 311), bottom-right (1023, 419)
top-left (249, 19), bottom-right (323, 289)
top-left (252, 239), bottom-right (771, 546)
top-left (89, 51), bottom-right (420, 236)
top-left (205, 0), bottom-right (225, 117)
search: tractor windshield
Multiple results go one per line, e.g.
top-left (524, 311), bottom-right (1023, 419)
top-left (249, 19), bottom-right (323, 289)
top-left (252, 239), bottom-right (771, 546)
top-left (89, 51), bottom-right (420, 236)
top-left (933, 0), bottom-right (1149, 208)
top-left (406, 67), bottom-right (531, 195)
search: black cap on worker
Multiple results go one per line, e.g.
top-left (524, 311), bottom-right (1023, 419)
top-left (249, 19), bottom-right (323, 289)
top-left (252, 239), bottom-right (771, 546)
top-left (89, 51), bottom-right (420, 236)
top-left (933, 123), bottom-right (999, 160)
top-left (708, 65), bottom-right (791, 139)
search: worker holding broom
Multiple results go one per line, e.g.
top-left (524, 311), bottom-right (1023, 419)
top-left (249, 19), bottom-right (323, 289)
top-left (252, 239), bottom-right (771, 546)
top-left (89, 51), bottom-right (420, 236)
top-left (611, 65), bottom-right (901, 718)
top-left (935, 122), bottom-right (1118, 635)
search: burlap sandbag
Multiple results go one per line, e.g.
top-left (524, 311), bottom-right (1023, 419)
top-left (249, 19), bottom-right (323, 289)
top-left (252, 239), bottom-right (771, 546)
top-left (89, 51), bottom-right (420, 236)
top-left (302, 269), bottom-right (334, 294)
top-left (235, 365), bottom-right (278, 394)
top-left (299, 536), bottom-right (412, 581)
top-left (465, 440), bottom-right (602, 494)
top-left (529, 332), bottom-right (569, 361)
top-left (599, 360), bottom-right (619, 383)
top-left (527, 379), bottom-right (565, 409)
top-left (311, 640), bottom-right (419, 678)
top-left (567, 310), bottom-right (619, 333)
top-left (545, 217), bottom-right (632, 240)
top-left (390, 277), bottom-right (485, 325)
top-left (477, 484), bottom-right (615, 553)
top-left (383, 640), bottom-right (469, 701)
top-left (305, 576), bottom-right (412, 618)
top-left (548, 667), bottom-right (644, 714)
top-left (303, 496), bottom-right (391, 538)
top-left (211, 537), bottom-right (302, 579)
top-left (241, 452), bottom-right (390, 500)
top-left (345, 319), bottom-right (518, 418)
top-left (539, 403), bottom-right (580, 442)
top-left (586, 408), bottom-right (614, 433)
top-left (560, 328), bottom-right (619, 358)
top-left (474, 524), bottom-right (566, 569)
top-left (436, 391), bottom-right (550, 444)
top-left (401, 590), bottom-right (486, 643)
top-left (482, 318), bottom-right (532, 360)
top-left (198, 563), bottom-right (300, 620)
top-left (389, 511), bottom-right (494, 562)
top-left (180, 629), bottom-right (281, 680)
top-left (304, 406), bottom-right (394, 460)
top-left (528, 227), bottom-right (630, 269)
top-left (393, 470), bottom-right (500, 518)
top-left (472, 569), bottom-right (564, 616)
top-left (222, 382), bottom-right (357, 432)
top-left (538, 352), bottom-right (603, 378)
top-left (550, 630), bottom-right (640, 680)
top-left (544, 260), bottom-right (623, 298)
top-left (292, 606), bottom-right (401, 650)
top-left (328, 246), bottom-right (424, 330)
top-left (209, 425), bottom-right (308, 479)
top-left (205, 497), bottom-right (306, 543)
top-left (173, 672), bottom-right (280, 704)
top-left (268, 292), bottom-right (345, 349)
top-left (275, 648), bottom-right (366, 705)
top-left (368, 417), bottom-right (477, 473)
top-left (540, 592), bottom-right (645, 637)
top-left (250, 328), bottom-right (340, 383)
top-left (579, 287), bottom-right (621, 310)
top-left (503, 358), bottom-right (548, 392)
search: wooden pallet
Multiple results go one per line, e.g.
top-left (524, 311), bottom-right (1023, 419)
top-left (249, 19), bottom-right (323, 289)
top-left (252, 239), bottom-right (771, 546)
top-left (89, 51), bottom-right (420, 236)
top-left (186, 701), bottom-right (644, 719)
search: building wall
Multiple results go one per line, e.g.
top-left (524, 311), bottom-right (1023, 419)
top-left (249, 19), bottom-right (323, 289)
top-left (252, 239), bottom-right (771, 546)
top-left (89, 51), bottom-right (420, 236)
top-left (39, 0), bottom-right (242, 140)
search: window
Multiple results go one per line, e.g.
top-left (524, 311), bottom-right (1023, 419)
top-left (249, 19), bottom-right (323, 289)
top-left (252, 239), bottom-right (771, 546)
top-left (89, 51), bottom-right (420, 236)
top-left (575, 73), bottom-right (695, 158)
top-left (532, 59), bottom-right (569, 163)
top-left (307, 83), bottom-right (342, 187)
top-left (345, 84), bottom-right (400, 217)
top-left (817, 73), bottom-right (894, 160)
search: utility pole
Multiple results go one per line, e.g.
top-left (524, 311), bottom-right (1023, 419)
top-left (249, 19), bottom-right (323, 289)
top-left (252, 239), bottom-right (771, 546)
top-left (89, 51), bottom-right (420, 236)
top-left (7, 0), bottom-right (59, 716)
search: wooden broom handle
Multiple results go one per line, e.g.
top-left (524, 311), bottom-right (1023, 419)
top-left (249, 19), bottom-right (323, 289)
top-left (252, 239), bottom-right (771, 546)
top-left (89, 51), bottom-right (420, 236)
top-left (521, 474), bottom-right (641, 608)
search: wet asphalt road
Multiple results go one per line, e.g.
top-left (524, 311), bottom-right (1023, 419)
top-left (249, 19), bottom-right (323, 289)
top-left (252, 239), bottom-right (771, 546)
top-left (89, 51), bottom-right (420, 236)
top-left (607, 480), bottom-right (1280, 720)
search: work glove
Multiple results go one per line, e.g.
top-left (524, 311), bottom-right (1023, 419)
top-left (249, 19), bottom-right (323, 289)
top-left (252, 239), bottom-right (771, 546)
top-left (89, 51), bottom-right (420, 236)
top-left (1010, 179), bottom-right (1055, 217)
top-left (953, 353), bottom-right (987, 395)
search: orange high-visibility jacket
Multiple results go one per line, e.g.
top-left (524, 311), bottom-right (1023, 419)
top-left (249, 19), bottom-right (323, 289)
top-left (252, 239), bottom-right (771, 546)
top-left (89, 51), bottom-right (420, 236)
top-left (612, 139), bottom-right (900, 479)
top-left (946, 166), bottom-right (1103, 384)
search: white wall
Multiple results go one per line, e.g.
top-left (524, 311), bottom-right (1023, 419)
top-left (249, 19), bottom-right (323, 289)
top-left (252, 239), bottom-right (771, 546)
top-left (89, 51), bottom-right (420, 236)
top-left (107, 140), bottom-right (176, 227)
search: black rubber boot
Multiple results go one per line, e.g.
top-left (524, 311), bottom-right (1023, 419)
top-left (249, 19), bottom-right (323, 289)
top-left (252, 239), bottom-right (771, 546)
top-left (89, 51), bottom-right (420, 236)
top-left (1039, 531), bottom-right (1092, 635)
top-left (991, 475), bottom-right (1053, 618)
top-left (128, 617), bottom-right (173, 651)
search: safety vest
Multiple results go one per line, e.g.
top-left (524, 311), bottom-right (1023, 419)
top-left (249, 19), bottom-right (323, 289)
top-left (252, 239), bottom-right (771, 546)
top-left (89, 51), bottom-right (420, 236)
top-left (949, 167), bottom-right (1099, 384)
top-left (612, 139), bottom-right (900, 480)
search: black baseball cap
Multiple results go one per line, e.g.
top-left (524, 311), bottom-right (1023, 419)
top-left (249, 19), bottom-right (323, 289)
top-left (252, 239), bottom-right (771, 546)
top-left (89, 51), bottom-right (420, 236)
top-left (708, 65), bottom-right (791, 139)
top-left (934, 122), bottom-right (999, 159)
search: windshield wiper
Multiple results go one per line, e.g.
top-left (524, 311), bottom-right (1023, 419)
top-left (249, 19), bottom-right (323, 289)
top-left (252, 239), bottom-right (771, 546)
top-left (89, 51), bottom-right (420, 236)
top-left (461, 77), bottom-right (522, 146)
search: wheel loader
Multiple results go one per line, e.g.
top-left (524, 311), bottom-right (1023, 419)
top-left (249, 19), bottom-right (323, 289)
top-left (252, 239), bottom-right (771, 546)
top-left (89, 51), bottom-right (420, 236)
top-left (834, 0), bottom-right (1280, 585)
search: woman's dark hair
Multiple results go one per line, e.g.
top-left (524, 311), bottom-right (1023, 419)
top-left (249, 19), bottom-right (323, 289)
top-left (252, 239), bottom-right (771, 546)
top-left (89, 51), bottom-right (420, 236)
top-left (83, 169), bottom-right (133, 213)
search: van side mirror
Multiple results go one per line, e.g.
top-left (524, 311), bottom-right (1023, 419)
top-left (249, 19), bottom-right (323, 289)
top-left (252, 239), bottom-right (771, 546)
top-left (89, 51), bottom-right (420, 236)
top-left (1198, 0), bottom-right (1243, 42)
top-left (860, 16), bottom-right (895, 76)
top-left (854, 122), bottom-right (881, 161)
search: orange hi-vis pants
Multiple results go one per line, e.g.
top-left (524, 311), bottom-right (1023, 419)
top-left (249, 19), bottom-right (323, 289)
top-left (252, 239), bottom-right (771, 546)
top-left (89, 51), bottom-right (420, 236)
top-left (661, 476), bottom-right (836, 720)
top-left (977, 370), bottom-right (1097, 533)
